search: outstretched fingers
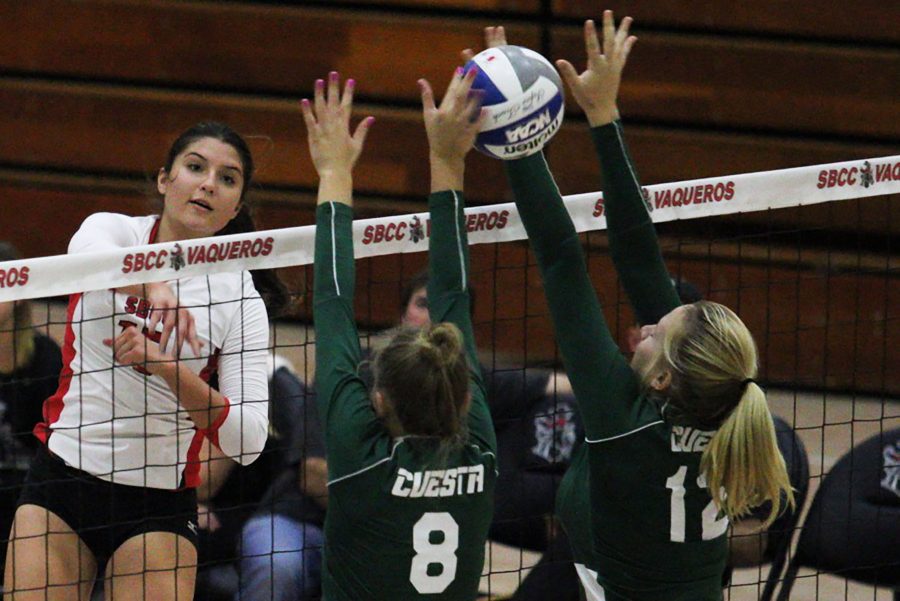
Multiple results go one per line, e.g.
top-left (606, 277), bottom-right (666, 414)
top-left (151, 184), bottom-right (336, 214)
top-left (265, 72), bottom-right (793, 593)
top-left (484, 25), bottom-right (507, 48)
top-left (341, 77), bottom-right (356, 112)
top-left (300, 98), bottom-right (316, 131)
top-left (313, 77), bottom-right (326, 120)
top-left (587, 18), bottom-right (604, 61)
top-left (555, 58), bottom-right (580, 91)
top-left (326, 71), bottom-right (340, 108)
top-left (614, 16), bottom-right (634, 50)
top-left (352, 115), bottom-right (375, 148)
top-left (419, 78), bottom-right (437, 114)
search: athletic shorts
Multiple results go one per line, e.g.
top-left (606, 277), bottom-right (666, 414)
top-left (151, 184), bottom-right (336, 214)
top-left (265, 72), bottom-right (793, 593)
top-left (16, 446), bottom-right (198, 564)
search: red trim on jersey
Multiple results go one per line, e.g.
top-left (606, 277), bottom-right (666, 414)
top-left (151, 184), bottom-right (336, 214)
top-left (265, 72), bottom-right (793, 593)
top-left (199, 347), bottom-right (221, 383)
top-left (181, 428), bottom-right (206, 489)
top-left (199, 398), bottom-right (231, 449)
top-left (34, 293), bottom-right (82, 444)
top-left (148, 216), bottom-right (161, 244)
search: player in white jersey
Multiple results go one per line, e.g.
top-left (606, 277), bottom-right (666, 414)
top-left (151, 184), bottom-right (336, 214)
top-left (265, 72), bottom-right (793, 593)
top-left (5, 122), bottom-right (285, 601)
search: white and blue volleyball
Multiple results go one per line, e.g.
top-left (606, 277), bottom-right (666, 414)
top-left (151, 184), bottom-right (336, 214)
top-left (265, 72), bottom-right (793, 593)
top-left (464, 45), bottom-right (564, 160)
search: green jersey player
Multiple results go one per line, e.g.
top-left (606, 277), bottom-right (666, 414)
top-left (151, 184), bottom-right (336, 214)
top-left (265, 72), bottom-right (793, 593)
top-left (304, 69), bottom-right (496, 600)
top-left (484, 12), bottom-right (795, 600)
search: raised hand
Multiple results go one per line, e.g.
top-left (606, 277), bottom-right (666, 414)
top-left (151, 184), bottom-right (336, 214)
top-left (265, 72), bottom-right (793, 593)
top-left (461, 25), bottom-right (508, 63)
top-left (555, 10), bottom-right (637, 127)
top-left (419, 67), bottom-right (486, 192)
top-left (301, 71), bottom-right (374, 206)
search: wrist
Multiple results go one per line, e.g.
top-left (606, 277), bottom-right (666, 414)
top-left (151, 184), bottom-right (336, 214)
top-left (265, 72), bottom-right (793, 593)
top-left (585, 105), bottom-right (620, 128)
top-left (429, 154), bottom-right (465, 193)
top-left (316, 171), bottom-right (353, 206)
top-left (153, 358), bottom-right (178, 379)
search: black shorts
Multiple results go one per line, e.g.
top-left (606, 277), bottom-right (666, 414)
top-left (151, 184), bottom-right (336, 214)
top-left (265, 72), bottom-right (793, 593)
top-left (17, 447), bottom-right (198, 565)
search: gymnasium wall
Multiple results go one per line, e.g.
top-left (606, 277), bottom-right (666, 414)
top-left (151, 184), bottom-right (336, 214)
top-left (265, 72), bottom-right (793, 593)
top-left (1, 0), bottom-right (897, 392)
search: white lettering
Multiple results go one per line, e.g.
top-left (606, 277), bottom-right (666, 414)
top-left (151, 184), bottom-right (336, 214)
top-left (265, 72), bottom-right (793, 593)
top-left (391, 464), bottom-right (486, 498)
top-left (670, 426), bottom-right (715, 453)
top-left (505, 109), bottom-right (552, 143)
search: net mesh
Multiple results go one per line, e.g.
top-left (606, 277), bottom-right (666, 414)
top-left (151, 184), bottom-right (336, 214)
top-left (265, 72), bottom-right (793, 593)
top-left (2, 156), bottom-right (898, 600)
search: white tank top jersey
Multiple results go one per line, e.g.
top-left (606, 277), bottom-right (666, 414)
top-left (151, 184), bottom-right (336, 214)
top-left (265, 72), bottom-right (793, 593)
top-left (37, 213), bottom-right (270, 490)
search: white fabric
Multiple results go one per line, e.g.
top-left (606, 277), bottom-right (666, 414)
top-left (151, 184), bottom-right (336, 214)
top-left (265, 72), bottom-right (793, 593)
top-left (574, 563), bottom-right (607, 601)
top-left (47, 213), bottom-right (269, 489)
top-left (2, 155), bottom-right (898, 303)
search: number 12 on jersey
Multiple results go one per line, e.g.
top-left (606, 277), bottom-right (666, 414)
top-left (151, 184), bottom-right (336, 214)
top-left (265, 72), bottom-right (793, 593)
top-left (410, 512), bottom-right (459, 594)
top-left (665, 465), bottom-right (728, 542)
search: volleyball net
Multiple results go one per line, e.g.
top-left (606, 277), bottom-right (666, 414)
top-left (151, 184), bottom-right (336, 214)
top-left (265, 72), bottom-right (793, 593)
top-left (1, 154), bottom-right (899, 599)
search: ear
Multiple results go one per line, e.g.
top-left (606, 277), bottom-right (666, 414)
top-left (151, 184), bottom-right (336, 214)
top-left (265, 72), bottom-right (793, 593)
top-left (157, 168), bottom-right (168, 196)
top-left (372, 390), bottom-right (386, 417)
top-left (650, 369), bottom-right (672, 392)
top-left (626, 326), bottom-right (642, 353)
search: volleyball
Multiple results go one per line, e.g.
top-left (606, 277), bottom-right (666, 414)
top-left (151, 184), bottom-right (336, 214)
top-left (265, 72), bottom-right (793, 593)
top-left (464, 45), bottom-right (565, 160)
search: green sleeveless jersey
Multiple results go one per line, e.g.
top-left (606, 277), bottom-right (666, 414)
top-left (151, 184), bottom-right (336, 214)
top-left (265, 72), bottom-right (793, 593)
top-left (313, 193), bottom-right (497, 600)
top-left (506, 122), bottom-right (728, 600)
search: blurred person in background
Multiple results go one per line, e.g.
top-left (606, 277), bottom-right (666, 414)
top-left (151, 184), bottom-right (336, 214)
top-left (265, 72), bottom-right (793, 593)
top-left (0, 242), bottom-right (62, 589)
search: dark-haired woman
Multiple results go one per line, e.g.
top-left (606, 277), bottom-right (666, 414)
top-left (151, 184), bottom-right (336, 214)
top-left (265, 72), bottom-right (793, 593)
top-left (307, 70), bottom-right (496, 599)
top-left (5, 122), bottom-right (278, 601)
top-left (487, 13), bottom-right (793, 600)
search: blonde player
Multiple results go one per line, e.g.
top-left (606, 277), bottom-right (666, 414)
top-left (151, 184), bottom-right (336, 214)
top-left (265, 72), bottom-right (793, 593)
top-left (491, 13), bottom-right (793, 600)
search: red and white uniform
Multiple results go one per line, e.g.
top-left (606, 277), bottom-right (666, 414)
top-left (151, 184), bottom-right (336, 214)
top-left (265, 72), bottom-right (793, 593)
top-left (37, 213), bottom-right (269, 489)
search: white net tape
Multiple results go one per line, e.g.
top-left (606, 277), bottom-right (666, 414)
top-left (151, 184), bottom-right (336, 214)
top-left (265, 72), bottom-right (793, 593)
top-left (1, 154), bottom-right (898, 302)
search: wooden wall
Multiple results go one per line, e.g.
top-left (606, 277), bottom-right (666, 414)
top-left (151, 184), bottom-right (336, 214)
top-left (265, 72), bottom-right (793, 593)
top-left (0, 0), bottom-right (897, 393)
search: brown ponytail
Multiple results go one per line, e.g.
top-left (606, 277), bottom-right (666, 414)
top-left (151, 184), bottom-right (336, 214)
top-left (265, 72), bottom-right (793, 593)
top-left (373, 322), bottom-right (470, 444)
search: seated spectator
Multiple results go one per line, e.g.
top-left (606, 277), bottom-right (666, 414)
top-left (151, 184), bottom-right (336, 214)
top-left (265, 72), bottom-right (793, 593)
top-left (0, 242), bottom-right (63, 586)
top-left (232, 356), bottom-right (326, 601)
top-left (194, 355), bottom-right (314, 601)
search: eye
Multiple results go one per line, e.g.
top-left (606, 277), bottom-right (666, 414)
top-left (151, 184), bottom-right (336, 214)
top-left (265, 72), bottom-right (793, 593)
top-left (186, 162), bottom-right (203, 172)
top-left (222, 174), bottom-right (237, 186)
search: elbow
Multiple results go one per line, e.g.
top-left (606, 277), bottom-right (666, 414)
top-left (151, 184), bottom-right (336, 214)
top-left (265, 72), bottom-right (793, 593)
top-left (214, 412), bottom-right (268, 466)
top-left (236, 420), bottom-right (269, 466)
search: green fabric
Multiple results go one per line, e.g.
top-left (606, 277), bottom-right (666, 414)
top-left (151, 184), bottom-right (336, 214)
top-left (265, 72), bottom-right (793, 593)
top-left (506, 122), bottom-right (727, 600)
top-left (313, 195), bottom-right (496, 601)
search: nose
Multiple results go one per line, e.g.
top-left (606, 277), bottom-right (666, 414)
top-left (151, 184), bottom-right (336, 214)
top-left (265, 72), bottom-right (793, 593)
top-left (200, 173), bottom-right (216, 195)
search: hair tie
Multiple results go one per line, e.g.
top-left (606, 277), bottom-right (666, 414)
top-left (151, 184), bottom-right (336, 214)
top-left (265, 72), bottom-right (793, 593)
top-left (741, 378), bottom-right (756, 390)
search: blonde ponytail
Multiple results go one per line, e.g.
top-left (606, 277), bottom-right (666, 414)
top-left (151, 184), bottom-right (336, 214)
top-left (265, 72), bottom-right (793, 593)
top-left (659, 301), bottom-right (795, 526)
top-left (702, 382), bottom-right (794, 526)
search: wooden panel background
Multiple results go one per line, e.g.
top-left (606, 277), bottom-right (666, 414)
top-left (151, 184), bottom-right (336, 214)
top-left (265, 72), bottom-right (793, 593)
top-left (0, 0), bottom-right (897, 394)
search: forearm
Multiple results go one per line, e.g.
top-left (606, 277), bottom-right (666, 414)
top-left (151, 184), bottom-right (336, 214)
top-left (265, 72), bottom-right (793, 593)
top-left (313, 202), bottom-right (361, 427)
top-left (156, 361), bottom-right (228, 430)
top-left (427, 190), bottom-right (477, 366)
top-left (196, 439), bottom-right (237, 503)
top-left (592, 122), bottom-right (680, 323)
top-left (506, 153), bottom-right (580, 265)
top-left (505, 153), bottom-right (626, 416)
top-left (300, 456), bottom-right (329, 509)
